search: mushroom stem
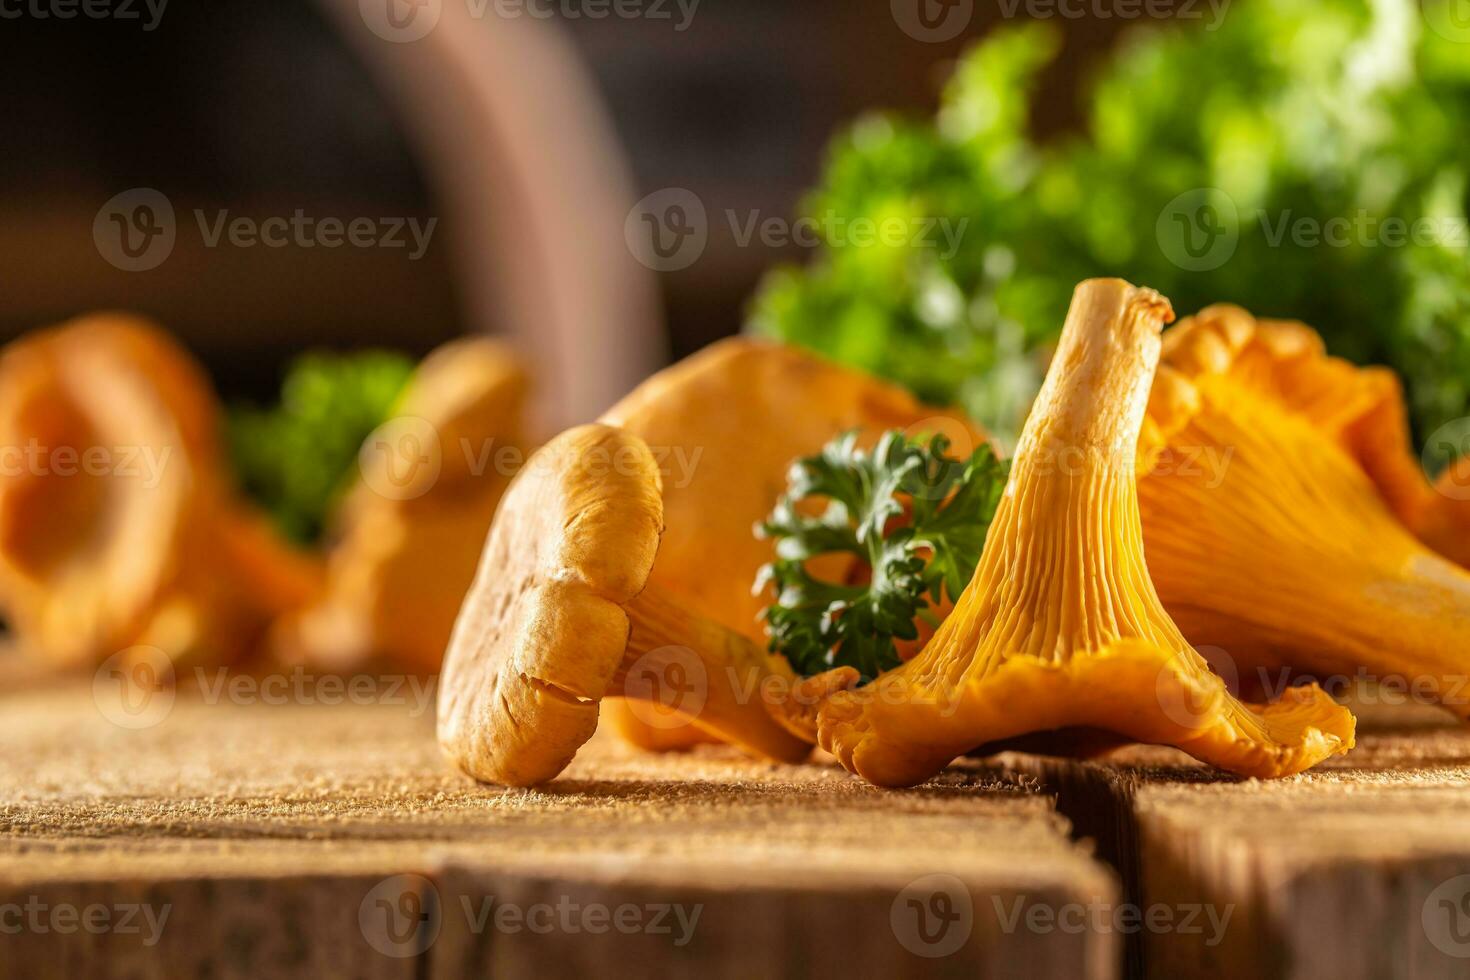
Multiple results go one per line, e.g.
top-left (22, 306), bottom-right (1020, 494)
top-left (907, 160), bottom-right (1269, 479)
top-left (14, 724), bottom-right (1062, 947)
top-left (772, 279), bottom-right (1353, 787)
top-left (616, 587), bottom-right (810, 763)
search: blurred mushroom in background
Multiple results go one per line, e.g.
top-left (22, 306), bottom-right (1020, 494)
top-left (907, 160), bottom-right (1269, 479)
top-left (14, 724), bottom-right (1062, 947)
top-left (273, 337), bottom-right (532, 674)
top-left (0, 315), bottom-right (322, 670)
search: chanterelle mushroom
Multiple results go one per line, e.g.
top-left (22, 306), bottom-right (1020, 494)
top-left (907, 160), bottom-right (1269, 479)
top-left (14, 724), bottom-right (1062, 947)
top-left (275, 337), bottom-right (529, 673)
top-left (0, 314), bottom-right (320, 667)
top-left (596, 338), bottom-right (987, 751)
top-left (437, 423), bottom-right (811, 787)
top-left (1140, 305), bottom-right (1470, 715)
top-left (772, 279), bottom-right (1355, 787)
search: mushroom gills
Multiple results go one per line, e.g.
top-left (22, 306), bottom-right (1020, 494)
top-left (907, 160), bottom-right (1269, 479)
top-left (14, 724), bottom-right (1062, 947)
top-left (1140, 306), bottom-right (1470, 716)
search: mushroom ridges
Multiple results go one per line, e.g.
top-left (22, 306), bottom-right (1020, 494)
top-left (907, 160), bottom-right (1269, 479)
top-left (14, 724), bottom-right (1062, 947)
top-left (1140, 306), bottom-right (1470, 714)
top-left (771, 279), bottom-right (1355, 787)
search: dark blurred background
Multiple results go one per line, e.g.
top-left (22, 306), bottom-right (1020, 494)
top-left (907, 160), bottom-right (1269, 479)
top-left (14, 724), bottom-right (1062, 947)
top-left (0, 0), bottom-right (1142, 401)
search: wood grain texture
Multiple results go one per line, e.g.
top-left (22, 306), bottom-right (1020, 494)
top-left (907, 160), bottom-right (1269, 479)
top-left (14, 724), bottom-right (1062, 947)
top-left (0, 683), bottom-right (1119, 979)
top-left (1001, 704), bottom-right (1470, 980)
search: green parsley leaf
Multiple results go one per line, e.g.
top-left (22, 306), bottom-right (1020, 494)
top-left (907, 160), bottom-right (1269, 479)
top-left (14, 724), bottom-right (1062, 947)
top-left (756, 430), bottom-right (1008, 681)
top-left (227, 350), bottom-right (415, 544)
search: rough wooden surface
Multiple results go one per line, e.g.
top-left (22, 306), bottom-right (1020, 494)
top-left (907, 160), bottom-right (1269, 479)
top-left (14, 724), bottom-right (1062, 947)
top-left (0, 682), bottom-right (1119, 979)
top-left (1002, 704), bottom-right (1470, 980)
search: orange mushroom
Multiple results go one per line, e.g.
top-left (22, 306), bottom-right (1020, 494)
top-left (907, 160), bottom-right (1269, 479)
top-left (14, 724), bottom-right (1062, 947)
top-left (596, 338), bottom-right (986, 751)
top-left (274, 337), bottom-right (530, 673)
top-left (1139, 305), bottom-right (1470, 715)
top-left (0, 314), bottom-right (319, 668)
top-left (437, 423), bottom-right (809, 787)
top-left (769, 279), bottom-right (1354, 787)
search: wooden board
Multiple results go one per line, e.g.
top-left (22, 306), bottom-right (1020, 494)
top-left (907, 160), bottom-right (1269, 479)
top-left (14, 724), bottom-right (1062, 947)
top-left (0, 683), bottom-right (1119, 979)
top-left (1000, 705), bottom-right (1470, 980)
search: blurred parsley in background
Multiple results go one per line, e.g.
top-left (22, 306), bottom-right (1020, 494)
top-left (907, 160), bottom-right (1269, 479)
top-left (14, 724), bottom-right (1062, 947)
top-left (751, 0), bottom-right (1470, 463)
top-left (227, 351), bottom-right (414, 544)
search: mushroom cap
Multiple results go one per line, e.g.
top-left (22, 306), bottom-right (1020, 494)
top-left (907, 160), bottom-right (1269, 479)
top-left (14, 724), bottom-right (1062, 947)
top-left (342, 337), bottom-right (529, 519)
top-left (1146, 305), bottom-right (1470, 570)
top-left (604, 337), bottom-right (986, 634)
top-left (281, 338), bottom-right (529, 672)
top-left (599, 337), bottom-right (986, 748)
top-left (0, 315), bottom-right (219, 663)
top-left (437, 423), bottom-right (664, 786)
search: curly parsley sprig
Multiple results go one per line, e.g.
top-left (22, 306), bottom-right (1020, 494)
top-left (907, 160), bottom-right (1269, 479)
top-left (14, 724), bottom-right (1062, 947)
top-left (756, 430), bottom-right (1008, 681)
top-left (227, 350), bottom-right (415, 544)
